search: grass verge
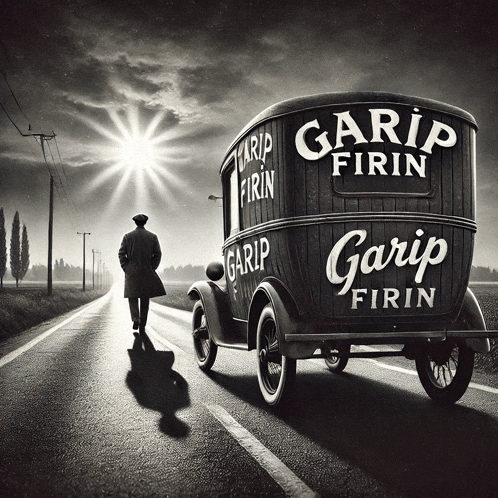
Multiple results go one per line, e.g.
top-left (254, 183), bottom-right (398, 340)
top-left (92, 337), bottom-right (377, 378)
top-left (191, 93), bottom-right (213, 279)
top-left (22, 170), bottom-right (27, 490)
top-left (0, 287), bottom-right (108, 339)
top-left (469, 286), bottom-right (498, 373)
top-left (152, 289), bottom-right (194, 312)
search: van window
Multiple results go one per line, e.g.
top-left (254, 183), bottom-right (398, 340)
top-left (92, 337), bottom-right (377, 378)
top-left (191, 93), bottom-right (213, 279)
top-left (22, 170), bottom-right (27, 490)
top-left (223, 160), bottom-right (239, 238)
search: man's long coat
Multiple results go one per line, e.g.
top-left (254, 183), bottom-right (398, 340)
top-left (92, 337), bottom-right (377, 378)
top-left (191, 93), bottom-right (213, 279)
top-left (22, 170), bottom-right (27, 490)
top-left (118, 227), bottom-right (166, 299)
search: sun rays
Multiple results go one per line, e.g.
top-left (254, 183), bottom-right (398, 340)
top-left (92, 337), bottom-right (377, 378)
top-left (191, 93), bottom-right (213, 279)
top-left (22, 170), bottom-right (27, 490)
top-left (80, 106), bottom-right (190, 211)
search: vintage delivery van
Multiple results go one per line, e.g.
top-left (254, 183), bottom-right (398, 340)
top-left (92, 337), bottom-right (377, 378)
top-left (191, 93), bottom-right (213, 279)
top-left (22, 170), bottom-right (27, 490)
top-left (188, 92), bottom-right (497, 406)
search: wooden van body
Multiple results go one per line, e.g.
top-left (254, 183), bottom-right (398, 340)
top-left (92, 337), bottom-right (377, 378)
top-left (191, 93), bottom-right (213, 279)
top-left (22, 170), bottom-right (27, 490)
top-left (219, 92), bottom-right (477, 333)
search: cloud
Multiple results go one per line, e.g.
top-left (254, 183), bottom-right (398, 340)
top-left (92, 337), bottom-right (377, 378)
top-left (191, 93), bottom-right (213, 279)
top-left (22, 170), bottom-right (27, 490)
top-left (176, 63), bottom-right (250, 105)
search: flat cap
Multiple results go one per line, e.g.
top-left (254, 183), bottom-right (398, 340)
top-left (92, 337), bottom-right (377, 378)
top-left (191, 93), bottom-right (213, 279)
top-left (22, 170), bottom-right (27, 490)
top-left (132, 213), bottom-right (148, 224)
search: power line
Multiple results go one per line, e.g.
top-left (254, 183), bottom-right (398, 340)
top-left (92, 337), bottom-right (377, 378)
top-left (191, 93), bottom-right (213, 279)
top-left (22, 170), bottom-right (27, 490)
top-left (0, 101), bottom-right (29, 136)
top-left (44, 138), bottom-right (80, 230)
top-left (0, 72), bottom-right (81, 227)
top-left (53, 135), bottom-right (69, 182)
top-left (1, 71), bottom-right (30, 125)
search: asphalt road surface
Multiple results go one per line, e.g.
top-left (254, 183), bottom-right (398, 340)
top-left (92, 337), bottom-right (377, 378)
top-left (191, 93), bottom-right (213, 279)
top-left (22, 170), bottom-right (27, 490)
top-left (1, 287), bottom-right (498, 498)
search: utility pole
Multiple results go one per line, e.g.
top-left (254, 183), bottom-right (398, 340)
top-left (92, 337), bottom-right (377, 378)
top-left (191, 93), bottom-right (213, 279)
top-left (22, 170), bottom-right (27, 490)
top-left (32, 133), bottom-right (56, 296)
top-left (0, 107), bottom-right (57, 295)
top-left (47, 174), bottom-right (54, 296)
top-left (77, 232), bottom-right (90, 291)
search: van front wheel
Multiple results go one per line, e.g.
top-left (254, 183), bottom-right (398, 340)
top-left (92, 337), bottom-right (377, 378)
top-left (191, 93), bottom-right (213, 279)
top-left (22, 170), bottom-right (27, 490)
top-left (323, 344), bottom-right (350, 373)
top-left (256, 303), bottom-right (296, 406)
top-left (192, 301), bottom-right (217, 371)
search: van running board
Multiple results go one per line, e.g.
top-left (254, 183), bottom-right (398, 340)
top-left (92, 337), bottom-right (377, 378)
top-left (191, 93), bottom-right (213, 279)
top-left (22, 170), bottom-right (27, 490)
top-left (285, 330), bottom-right (498, 342)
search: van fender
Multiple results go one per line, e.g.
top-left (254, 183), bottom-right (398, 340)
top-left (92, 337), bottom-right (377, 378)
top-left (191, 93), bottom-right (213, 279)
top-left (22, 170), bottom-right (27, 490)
top-left (247, 278), bottom-right (300, 352)
top-left (450, 288), bottom-right (490, 353)
top-left (188, 281), bottom-right (245, 347)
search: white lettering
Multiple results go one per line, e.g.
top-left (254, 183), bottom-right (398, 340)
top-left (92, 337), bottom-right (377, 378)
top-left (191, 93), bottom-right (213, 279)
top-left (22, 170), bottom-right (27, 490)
top-left (392, 152), bottom-right (401, 176)
top-left (294, 109), bottom-right (458, 163)
top-left (404, 287), bottom-right (412, 308)
top-left (263, 134), bottom-right (273, 164)
top-left (420, 121), bottom-right (457, 154)
top-left (250, 135), bottom-right (258, 161)
top-left (369, 109), bottom-right (401, 144)
top-left (235, 250), bottom-right (244, 275)
top-left (225, 237), bottom-right (271, 281)
top-left (227, 250), bottom-right (236, 282)
top-left (251, 172), bottom-right (261, 201)
top-left (371, 289), bottom-right (378, 309)
top-left (332, 152), bottom-right (351, 176)
top-left (334, 111), bottom-right (368, 148)
top-left (350, 286), bottom-right (437, 309)
top-left (260, 237), bottom-right (270, 270)
top-left (405, 154), bottom-right (426, 177)
top-left (354, 153), bottom-right (363, 175)
top-left (241, 168), bottom-right (275, 206)
top-left (414, 237), bottom-right (448, 284)
top-left (238, 132), bottom-right (274, 171)
top-left (383, 288), bottom-right (400, 308)
top-left (326, 230), bottom-right (367, 295)
top-left (240, 179), bottom-right (247, 208)
top-left (368, 152), bottom-right (388, 175)
top-left (320, 151), bottom-right (429, 177)
top-left (417, 288), bottom-right (436, 307)
top-left (243, 244), bottom-right (254, 273)
top-left (405, 109), bottom-right (422, 147)
top-left (295, 119), bottom-right (333, 160)
top-left (352, 289), bottom-right (368, 309)
top-left (327, 228), bottom-right (448, 295)
top-left (265, 170), bottom-right (275, 199)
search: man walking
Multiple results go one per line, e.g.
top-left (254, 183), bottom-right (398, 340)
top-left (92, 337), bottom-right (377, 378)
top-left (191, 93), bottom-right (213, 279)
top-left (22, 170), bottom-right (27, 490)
top-left (118, 214), bottom-right (166, 333)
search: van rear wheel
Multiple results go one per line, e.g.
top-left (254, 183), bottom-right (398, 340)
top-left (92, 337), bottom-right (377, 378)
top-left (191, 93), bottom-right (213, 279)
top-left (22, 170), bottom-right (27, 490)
top-left (192, 301), bottom-right (217, 371)
top-left (415, 342), bottom-right (474, 404)
top-left (256, 303), bottom-right (296, 406)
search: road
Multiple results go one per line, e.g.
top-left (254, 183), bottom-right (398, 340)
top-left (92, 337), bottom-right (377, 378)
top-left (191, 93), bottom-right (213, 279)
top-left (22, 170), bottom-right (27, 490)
top-left (1, 287), bottom-right (498, 498)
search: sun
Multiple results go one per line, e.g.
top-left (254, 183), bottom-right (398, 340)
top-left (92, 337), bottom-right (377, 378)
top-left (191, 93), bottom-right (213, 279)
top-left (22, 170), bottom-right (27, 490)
top-left (117, 135), bottom-right (158, 171)
top-left (79, 106), bottom-right (188, 210)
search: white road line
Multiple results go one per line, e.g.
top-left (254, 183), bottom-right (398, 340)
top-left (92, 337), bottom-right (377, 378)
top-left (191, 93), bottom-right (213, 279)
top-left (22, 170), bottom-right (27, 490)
top-left (0, 291), bottom-right (112, 369)
top-left (365, 358), bottom-right (418, 376)
top-left (149, 301), bottom-right (191, 322)
top-left (362, 350), bottom-right (498, 395)
top-left (206, 404), bottom-right (319, 498)
top-left (146, 326), bottom-right (187, 355)
top-left (468, 382), bottom-right (498, 394)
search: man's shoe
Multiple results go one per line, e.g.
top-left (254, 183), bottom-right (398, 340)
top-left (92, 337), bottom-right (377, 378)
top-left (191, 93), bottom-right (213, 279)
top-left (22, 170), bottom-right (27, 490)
top-left (133, 320), bottom-right (139, 330)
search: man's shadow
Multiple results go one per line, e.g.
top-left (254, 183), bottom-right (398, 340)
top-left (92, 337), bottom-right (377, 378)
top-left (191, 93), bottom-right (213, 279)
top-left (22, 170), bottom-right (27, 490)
top-left (126, 332), bottom-right (190, 437)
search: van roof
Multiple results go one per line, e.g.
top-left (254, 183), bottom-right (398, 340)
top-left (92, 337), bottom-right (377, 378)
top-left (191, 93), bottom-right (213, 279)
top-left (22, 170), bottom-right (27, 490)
top-left (221, 91), bottom-right (477, 171)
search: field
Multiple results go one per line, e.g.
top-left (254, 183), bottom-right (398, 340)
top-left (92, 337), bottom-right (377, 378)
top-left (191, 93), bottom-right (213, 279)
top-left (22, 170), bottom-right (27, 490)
top-left (152, 281), bottom-right (196, 311)
top-left (468, 284), bottom-right (498, 372)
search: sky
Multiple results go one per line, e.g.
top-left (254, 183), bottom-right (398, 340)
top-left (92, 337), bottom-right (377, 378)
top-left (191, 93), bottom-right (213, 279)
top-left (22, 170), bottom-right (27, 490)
top-left (0, 0), bottom-right (497, 279)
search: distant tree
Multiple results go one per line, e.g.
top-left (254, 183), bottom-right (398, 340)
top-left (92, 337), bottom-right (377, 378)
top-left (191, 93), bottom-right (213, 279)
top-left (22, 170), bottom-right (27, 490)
top-left (20, 224), bottom-right (30, 281)
top-left (0, 208), bottom-right (6, 287)
top-left (470, 265), bottom-right (498, 282)
top-left (10, 211), bottom-right (21, 287)
top-left (162, 264), bottom-right (206, 282)
top-left (27, 264), bottom-right (46, 281)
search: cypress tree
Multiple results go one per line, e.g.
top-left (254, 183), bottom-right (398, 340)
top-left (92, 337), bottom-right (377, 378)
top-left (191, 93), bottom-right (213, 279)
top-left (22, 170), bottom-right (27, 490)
top-left (0, 208), bottom-right (6, 287)
top-left (10, 211), bottom-right (21, 287)
top-left (21, 224), bottom-right (30, 281)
